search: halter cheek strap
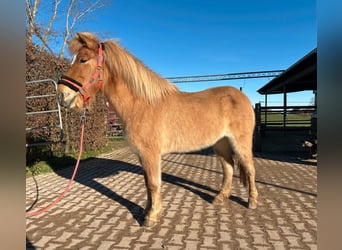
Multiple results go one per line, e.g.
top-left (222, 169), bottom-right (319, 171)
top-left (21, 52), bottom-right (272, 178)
top-left (58, 43), bottom-right (104, 104)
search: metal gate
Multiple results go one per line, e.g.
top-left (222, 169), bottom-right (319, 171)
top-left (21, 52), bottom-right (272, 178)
top-left (26, 79), bottom-right (64, 147)
top-left (107, 102), bottom-right (124, 138)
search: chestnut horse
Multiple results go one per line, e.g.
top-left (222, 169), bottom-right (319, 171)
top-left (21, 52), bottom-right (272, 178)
top-left (57, 32), bottom-right (258, 227)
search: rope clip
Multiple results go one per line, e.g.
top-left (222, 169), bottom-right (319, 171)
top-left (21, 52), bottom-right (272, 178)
top-left (81, 108), bottom-right (87, 124)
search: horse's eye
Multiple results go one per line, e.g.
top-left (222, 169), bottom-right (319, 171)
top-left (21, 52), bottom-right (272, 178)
top-left (79, 58), bottom-right (88, 63)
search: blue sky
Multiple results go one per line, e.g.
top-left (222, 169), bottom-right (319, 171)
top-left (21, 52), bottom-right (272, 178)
top-left (51, 0), bottom-right (317, 106)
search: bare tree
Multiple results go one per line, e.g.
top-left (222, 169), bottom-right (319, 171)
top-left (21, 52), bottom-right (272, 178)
top-left (26, 0), bottom-right (57, 53)
top-left (57, 0), bottom-right (110, 61)
top-left (25, 0), bottom-right (111, 59)
top-left (40, 0), bottom-right (62, 52)
top-left (25, 0), bottom-right (41, 42)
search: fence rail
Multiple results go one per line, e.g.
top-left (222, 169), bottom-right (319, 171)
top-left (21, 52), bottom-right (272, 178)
top-left (253, 104), bottom-right (317, 152)
top-left (26, 79), bottom-right (64, 147)
top-left (255, 103), bottom-right (317, 132)
top-left (107, 109), bottom-right (124, 138)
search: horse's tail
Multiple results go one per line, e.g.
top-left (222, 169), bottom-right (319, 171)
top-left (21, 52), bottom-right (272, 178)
top-left (238, 163), bottom-right (248, 187)
top-left (230, 142), bottom-right (249, 188)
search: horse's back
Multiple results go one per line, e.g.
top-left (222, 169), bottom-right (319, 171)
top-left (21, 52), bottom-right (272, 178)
top-left (157, 86), bottom-right (255, 153)
top-left (176, 86), bottom-right (254, 123)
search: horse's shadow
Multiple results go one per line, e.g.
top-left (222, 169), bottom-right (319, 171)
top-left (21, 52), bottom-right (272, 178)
top-left (49, 158), bottom-right (146, 225)
top-left (31, 155), bottom-right (246, 225)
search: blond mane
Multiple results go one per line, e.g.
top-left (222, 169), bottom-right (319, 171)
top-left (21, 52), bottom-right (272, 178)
top-left (67, 32), bottom-right (178, 103)
top-left (102, 40), bottom-right (179, 102)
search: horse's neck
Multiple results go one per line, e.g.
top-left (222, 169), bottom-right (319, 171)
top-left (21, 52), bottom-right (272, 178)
top-left (104, 77), bottom-right (145, 124)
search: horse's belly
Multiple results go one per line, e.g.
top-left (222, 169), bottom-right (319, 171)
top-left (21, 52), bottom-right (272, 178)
top-left (162, 119), bottom-right (226, 153)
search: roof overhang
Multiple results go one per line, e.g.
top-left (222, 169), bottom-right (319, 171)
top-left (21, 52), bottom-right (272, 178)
top-left (257, 48), bottom-right (317, 95)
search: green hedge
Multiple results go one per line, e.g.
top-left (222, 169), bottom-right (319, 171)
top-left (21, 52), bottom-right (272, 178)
top-left (26, 39), bottom-right (108, 165)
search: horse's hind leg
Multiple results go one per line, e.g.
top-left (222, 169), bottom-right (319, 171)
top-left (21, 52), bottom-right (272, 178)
top-left (213, 138), bottom-right (234, 203)
top-left (241, 154), bottom-right (258, 209)
top-left (234, 141), bottom-right (258, 209)
top-left (139, 153), bottom-right (163, 227)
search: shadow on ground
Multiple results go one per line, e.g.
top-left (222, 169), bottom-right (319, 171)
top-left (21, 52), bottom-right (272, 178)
top-left (27, 153), bottom-right (251, 226)
top-left (27, 140), bottom-right (316, 226)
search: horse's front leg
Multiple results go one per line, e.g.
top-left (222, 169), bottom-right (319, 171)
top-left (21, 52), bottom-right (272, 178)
top-left (139, 153), bottom-right (163, 227)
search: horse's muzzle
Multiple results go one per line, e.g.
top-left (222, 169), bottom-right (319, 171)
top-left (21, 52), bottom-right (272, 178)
top-left (57, 92), bottom-right (76, 108)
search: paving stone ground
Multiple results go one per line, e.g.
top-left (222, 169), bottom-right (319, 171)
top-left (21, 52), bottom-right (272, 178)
top-left (26, 147), bottom-right (317, 249)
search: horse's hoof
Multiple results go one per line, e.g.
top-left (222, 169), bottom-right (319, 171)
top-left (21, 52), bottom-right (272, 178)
top-left (248, 200), bottom-right (258, 209)
top-left (213, 197), bottom-right (224, 204)
top-left (143, 218), bottom-right (158, 228)
top-left (213, 193), bottom-right (227, 204)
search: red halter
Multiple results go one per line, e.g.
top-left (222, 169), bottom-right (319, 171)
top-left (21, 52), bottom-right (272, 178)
top-left (58, 43), bottom-right (104, 104)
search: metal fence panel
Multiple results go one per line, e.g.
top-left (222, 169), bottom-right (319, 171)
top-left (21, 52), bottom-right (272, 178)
top-left (26, 79), bottom-right (64, 147)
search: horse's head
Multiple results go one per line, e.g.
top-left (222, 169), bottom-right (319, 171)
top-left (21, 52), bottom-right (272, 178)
top-left (57, 32), bottom-right (104, 110)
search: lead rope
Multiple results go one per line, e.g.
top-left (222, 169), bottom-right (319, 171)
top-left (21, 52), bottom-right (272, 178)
top-left (26, 108), bottom-right (87, 217)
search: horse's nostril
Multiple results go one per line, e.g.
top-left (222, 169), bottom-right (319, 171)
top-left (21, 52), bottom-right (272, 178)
top-left (57, 92), bottom-right (65, 105)
top-left (57, 92), bottom-right (76, 108)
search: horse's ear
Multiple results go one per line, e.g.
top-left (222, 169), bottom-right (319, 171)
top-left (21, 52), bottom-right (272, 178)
top-left (76, 32), bottom-right (99, 51)
top-left (76, 32), bottom-right (87, 46)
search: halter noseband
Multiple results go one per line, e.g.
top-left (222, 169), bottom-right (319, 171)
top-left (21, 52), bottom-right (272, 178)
top-left (58, 43), bottom-right (105, 104)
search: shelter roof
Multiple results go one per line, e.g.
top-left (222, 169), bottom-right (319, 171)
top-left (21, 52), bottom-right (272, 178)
top-left (258, 48), bottom-right (317, 94)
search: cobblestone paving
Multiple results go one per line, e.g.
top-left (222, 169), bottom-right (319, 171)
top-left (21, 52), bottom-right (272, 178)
top-left (26, 147), bottom-right (317, 249)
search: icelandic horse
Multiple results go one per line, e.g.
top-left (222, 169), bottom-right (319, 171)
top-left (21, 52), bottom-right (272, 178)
top-left (57, 32), bottom-right (258, 227)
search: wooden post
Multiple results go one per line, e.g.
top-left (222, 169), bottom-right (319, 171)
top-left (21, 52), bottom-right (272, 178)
top-left (283, 89), bottom-right (287, 135)
top-left (254, 103), bottom-right (262, 152)
top-left (264, 93), bottom-right (268, 128)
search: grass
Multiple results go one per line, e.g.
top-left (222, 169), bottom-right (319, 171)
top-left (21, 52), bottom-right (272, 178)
top-left (26, 138), bottom-right (127, 177)
top-left (261, 112), bottom-right (312, 127)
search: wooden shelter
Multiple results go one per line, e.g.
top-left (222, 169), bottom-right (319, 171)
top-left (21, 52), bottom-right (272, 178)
top-left (254, 48), bottom-right (317, 152)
